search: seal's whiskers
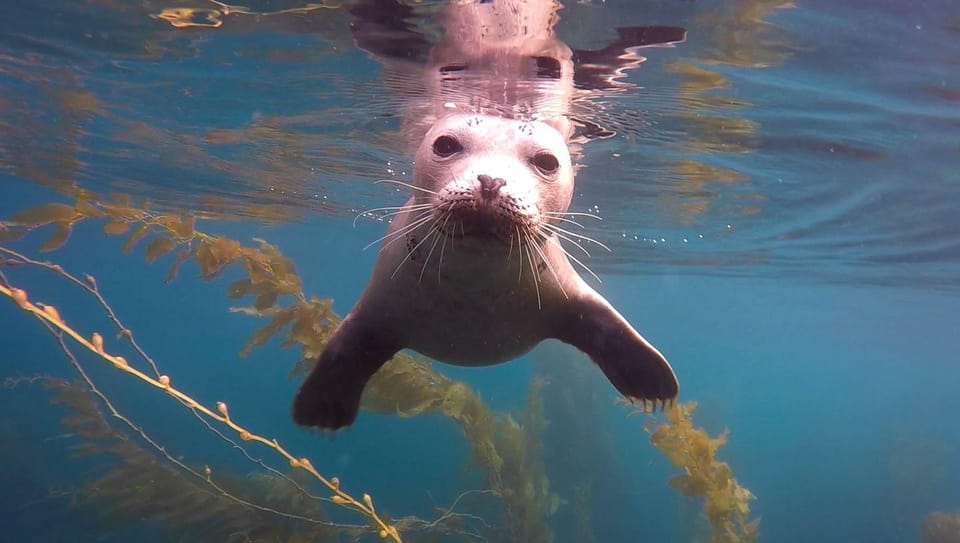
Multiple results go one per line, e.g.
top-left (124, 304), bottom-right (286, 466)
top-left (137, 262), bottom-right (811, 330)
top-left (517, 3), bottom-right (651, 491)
top-left (540, 223), bottom-right (611, 252)
top-left (521, 228), bottom-right (542, 309)
top-left (374, 179), bottom-right (438, 195)
top-left (515, 225), bottom-right (525, 282)
top-left (548, 236), bottom-right (603, 284)
top-left (553, 217), bottom-right (587, 229)
top-left (437, 213), bottom-right (453, 280)
top-left (419, 212), bottom-right (450, 284)
top-left (365, 210), bottom-right (434, 251)
top-left (543, 211), bottom-right (603, 221)
top-left (392, 217), bottom-right (444, 279)
top-left (528, 226), bottom-right (568, 300)
top-left (542, 226), bottom-right (594, 258)
top-left (353, 202), bottom-right (433, 228)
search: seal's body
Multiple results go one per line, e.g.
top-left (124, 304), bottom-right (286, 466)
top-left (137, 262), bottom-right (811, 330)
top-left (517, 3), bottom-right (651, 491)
top-left (293, 0), bottom-right (684, 430)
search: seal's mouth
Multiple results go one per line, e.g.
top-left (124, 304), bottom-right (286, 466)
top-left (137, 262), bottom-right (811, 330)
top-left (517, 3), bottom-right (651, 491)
top-left (432, 174), bottom-right (544, 245)
top-left (436, 204), bottom-right (522, 244)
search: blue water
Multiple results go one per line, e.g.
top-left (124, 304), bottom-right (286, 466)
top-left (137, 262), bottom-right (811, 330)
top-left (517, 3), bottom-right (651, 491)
top-left (1, 1), bottom-right (959, 542)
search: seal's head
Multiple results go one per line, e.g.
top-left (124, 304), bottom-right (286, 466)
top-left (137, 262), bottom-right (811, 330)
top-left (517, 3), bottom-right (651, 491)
top-left (413, 113), bottom-right (573, 244)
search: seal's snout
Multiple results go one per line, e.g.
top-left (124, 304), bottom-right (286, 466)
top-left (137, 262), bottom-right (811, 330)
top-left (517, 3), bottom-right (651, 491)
top-left (477, 174), bottom-right (505, 199)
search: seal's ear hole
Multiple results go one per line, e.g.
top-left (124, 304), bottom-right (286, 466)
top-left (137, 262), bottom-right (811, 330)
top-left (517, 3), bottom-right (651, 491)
top-left (532, 152), bottom-right (560, 176)
top-left (433, 135), bottom-right (463, 158)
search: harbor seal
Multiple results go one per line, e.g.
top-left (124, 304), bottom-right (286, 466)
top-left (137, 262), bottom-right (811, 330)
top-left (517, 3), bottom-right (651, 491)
top-left (293, 0), bottom-right (685, 430)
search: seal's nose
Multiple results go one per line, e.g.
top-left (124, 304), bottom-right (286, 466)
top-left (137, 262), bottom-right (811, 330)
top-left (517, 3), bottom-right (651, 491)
top-left (478, 174), bottom-right (506, 198)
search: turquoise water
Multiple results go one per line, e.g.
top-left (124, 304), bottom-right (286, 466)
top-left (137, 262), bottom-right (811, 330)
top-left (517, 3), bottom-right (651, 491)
top-left (1, 1), bottom-right (959, 542)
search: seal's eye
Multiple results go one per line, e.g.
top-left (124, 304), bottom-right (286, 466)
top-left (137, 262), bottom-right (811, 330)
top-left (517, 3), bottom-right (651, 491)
top-left (433, 135), bottom-right (463, 158)
top-left (533, 56), bottom-right (561, 79)
top-left (532, 152), bottom-right (560, 176)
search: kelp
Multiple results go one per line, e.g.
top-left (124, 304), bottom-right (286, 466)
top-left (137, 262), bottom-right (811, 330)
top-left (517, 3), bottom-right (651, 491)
top-left (0, 269), bottom-right (401, 541)
top-left (533, 344), bottom-right (631, 543)
top-left (2, 194), bottom-right (554, 541)
top-left (151, 0), bottom-right (341, 30)
top-left (654, 0), bottom-right (795, 224)
top-left (644, 401), bottom-right (760, 543)
top-left (43, 378), bottom-right (348, 543)
top-left (488, 376), bottom-right (556, 542)
top-left (328, 341), bottom-right (558, 542)
top-left (923, 511), bottom-right (960, 543)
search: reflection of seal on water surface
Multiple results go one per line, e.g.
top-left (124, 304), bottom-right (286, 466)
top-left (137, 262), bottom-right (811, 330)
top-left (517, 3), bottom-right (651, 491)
top-left (293, 0), bottom-right (687, 430)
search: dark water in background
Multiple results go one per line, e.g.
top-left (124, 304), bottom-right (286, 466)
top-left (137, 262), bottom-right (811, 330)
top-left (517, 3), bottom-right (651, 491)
top-left (1, 1), bottom-right (959, 542)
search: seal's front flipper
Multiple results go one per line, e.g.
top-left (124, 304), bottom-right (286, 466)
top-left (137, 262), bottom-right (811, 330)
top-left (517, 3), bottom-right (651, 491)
top-left (292, 317), bottom-right (400, 430)
top-left (348, 0), bottom-right (431, 64)
top-left (552, 289), bottom-right (679, 408)
top-left (572, 26), bottom-right (687, 91)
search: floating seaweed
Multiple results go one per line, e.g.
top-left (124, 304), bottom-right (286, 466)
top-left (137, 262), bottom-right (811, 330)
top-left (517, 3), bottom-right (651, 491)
top-left (923, 511), bottom-right (960, 543)
top-left (533, 343), bottom-right (629, 543)
top-left (0, 267), bottom-right (401, 541)
top-left (44, 378), bottom-right (349, 543)
top-left (644, 401), bottom-right (760, 543)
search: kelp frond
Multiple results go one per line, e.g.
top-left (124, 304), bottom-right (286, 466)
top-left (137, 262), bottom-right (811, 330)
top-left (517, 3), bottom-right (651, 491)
top-left (922, 511), bottom-right (960, 543)
top-left (643, 401), bottom-right (760, 543)
top-left (358, 350), bottom-right (556, 542)
top-left (0, 271), bottom-right (402, 542)
top-left (151, 0), bottom-right (339, 30)
top-left (44, 378), bottom-right (350, 542)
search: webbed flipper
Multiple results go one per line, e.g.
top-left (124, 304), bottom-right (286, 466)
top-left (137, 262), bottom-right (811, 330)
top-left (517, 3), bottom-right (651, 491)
top-left (347, 0), bottom-right (432, 64)
top-left (572, 25), bottom-right (688, 90)
top-left (551, 287), bottom-right (678, 408)
top-left (292, 316), bottom-right (401, 430)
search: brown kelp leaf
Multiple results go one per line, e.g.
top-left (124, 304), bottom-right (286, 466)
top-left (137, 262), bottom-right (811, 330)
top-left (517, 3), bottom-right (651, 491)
top-left (238, 305), bottom-right (299, 357)
top-left (158, 216), bottom-right (196, 239)
top-left (242, 239), bottom-right (302, 288)
top-left (10, 203), bottom-right (78, 226)
top-left (256, 239), bottom-right (300, 280)
top-left (227, 278), bottom-right (253, 299)
top-left (647, 401), bottom-right (759, 542)
top-left (195, 237), bottom-right (242, 278)
top-left (254, 291), bottom-right (278, 311)
top-left (242, 252), bottom-right (275, 285)
top-left (75, 200), bottom-right (105, 218)
top-left (103, 221), bottom-right (130, 235)
top-left (668, 474), bottom-right (710, 497)
top-left (123, 224), bottom-right (151, 254)
top-left (713, 462), bottom-right (732, 489)
top-left (165, 249), bottom-right (192, 283)
top-left (286, 312), bottom-right (328, 352)
top-left (41, 222), bottom-right (73, 252)
top-left (171, 216), bottom-right (195, 239)
top-left (743, 518), bottom-right (761, 539)
top-left (144, 236), bottom-right (177, 263)
top-left (274, 272), bottom-right (304, 296)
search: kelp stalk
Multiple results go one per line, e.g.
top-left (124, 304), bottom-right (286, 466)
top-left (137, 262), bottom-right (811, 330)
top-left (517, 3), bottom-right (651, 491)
top-left (0, 279), bottom-right (402, 542)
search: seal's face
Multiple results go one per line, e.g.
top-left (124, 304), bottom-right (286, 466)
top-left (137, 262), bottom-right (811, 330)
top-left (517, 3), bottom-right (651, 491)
top-left (413, 113), bottom-right (573, 245)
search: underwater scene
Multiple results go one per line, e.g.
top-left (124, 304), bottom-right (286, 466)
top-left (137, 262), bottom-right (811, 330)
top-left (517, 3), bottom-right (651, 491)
top-left (1, 0), bottom-right (959, 542)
